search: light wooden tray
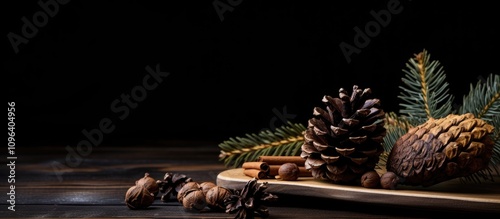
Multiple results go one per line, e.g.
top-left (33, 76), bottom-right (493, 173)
top-left (217, 168), bottom-right (500, 213)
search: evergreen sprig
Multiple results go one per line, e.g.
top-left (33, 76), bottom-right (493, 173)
top-left (218, 122), bottom-right (306, 168)
top-left (398, 49), bottom-right (454, 124)
top-left (458, 74), bottom-right (500, 121)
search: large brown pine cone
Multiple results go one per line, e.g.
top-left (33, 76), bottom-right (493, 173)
top-left (301, 85), bottom-right (386, 184)
top-left (387, 113), bottom-right (495, 187)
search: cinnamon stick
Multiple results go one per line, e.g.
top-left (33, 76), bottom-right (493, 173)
top-left (243, 169), bottom-right (268, 179)
top-left (242, 161), bottom-right (270, 172)
top-left (258, 156), bottom-right (306, 166)
top-left (268, 165), bottom-right (312, 177)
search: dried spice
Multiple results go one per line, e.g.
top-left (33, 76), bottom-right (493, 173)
top-left (225, 178), bottom-right (278, 219)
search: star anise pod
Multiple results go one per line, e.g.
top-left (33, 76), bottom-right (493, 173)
top-left (156, 172), bottom-right (193, 202)
top-left (224, 178), bottom-right (278, 219)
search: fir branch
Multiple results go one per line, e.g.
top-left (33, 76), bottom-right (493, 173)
top-left (398, 49), bottom-right (454, 122)
top-left (458, 73), bottom-right (500, 121)
top-left (218, 122), bottom-right (306, 168)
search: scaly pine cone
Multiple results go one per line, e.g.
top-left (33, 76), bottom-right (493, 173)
top-left (301, 85), bottom-right (386, 184)
top-left (386, 113), bottom-right (495, 187)
top-left (224, 178), bottom-right (278, 219)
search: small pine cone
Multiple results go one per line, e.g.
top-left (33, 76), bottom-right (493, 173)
top-left (301, 85), bottom-right (386, 184)
top-left (156, 173), bottom-right (193, 202)
top-left (225, 178), bottom-right (278, 219)
top-left (387, 113), bottom-right (495, 187)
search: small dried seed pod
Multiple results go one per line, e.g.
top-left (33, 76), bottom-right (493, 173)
top-left (182, 190), bottom-right (207, 211)
top-left (360, 171), bottom-right (381, 188)
top-left (125, 185), bottom-right (155, 209)
top-left (278, 163), bottom-right (299, 181)
top-left (380, 171), bottom-right (400, 190)
top-left (205, 186), bottom-right (232, 211)
top-left (199, 181), bottom-right (217, 196)
top-left (177, 181), bottom-right (201, 203)
top-left (135, 173), bottom-right (159, 196)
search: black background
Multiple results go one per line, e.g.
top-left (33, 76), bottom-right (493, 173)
top-left (4, 0), bottom-right (498, 148)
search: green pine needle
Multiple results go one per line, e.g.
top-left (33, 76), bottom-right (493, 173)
top-left (218, 122), bottom-right (306, 168)
top-left (458, 74), bottom-right (500, 121)
top-left (398, 49), bottom-right (454, 122)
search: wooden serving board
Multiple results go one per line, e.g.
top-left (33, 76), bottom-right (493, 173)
top-left (217, 168), bottom-right (500, 214)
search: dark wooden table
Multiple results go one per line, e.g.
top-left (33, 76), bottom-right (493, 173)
top-left (3, 140), bottom-right (499, 218)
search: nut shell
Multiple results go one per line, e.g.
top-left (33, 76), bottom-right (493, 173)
top-left (360, 171), bottom-right (381, 188)
top-left (278, 163), bottom-right (299, 181)
top-left (177, 181), bottom-right (201, 203)
top-left (182, 190), bottom-right (207, 211)
top-left (205, 186), bottom-right (232, 211)
top-left (199, 181), bottom-right (217, 196)
top-left (125, 185), bottom-right (155, 209)
top-left (380, 171), bottom-right (400, 190)
top-left (136, 173), bottom-right (159, 196)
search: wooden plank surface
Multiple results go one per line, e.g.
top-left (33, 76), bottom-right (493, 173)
top-left (218, 168), bottom-right (500, 214)
top-left (3, 140), bottom-right (500, 218)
